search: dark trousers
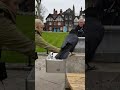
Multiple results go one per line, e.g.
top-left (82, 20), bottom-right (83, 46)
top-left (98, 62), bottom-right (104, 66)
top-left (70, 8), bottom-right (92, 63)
top-left (0, 49), bottom-right (1, 59)
top-left (85, 38), bottom-right (102, 65)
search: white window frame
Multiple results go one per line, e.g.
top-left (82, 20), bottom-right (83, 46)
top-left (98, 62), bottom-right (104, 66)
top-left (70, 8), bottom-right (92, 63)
top-left (49, 27), bottom-right (52, 30)
top-left (58, 22), bottom-right (61, 25)
top-left (65, 16), bottom-right (68, 20)
top-left (49, 22), bottom-right (52, 25)
top-left (69, 16), bottom-right (72, 20)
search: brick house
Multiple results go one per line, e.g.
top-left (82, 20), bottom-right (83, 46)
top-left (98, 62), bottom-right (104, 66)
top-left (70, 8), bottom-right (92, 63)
top-left (45, 5), bottom-right (84, 32)
top-left (63, 6), bottom-right (75, 31)
top-left (45, 9), bottom-right (64, 32)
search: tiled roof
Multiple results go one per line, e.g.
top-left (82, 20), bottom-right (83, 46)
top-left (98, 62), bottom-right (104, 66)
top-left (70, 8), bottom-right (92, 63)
top-left (46, 13), bottom-right (64, 20)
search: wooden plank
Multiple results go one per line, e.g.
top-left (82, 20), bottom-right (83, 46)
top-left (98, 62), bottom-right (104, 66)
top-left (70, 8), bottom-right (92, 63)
top-left (66, 73), bottom-right (85, 90)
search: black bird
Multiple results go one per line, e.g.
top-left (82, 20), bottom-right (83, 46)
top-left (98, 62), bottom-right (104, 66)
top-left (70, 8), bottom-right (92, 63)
top-left (55, 30), bottom-right (78, 59)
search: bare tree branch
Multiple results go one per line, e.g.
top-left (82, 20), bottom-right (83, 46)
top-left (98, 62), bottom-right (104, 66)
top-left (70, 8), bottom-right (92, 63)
top-left (35, 0), bottom-right (47, 20)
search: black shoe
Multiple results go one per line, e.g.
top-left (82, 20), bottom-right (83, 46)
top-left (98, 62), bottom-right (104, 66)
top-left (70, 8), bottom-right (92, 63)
top-left (0, 62), bottom-right (7, 81)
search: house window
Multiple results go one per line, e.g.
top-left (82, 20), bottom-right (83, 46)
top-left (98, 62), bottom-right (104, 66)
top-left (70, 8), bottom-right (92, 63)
top-left (49, 22), bottom-right (52, 25)
top-left (69, 16), bottom-right (72, 20)
top-left (49, 27), bottom-right (52, 31)
top-left (56, 16), bottom-right (62, 21)
top-left (69, 22), bottom-right (72, 26)
top-left (60, 27), bottom-right (63, 31)
top-left (65, 16), bottom-right (68, 20)
top-left (58, 22), bottom-right (61, 25)
top-left (65, 22), bottom-right (68, 26)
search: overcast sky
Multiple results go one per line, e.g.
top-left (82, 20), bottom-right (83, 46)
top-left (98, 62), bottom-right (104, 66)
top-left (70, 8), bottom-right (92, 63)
top-left (40, 0), bottom-right (85, 22)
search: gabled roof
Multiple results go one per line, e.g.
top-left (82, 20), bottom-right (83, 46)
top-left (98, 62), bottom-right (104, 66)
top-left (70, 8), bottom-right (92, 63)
top-left (46, 13), bottom-right (64, 20)
top-left (46, 14), bottom-right (53, 20)
top-left (74, 16), bottom-right (79, 22)
top-left (63, 8), bottom-right (73, 14)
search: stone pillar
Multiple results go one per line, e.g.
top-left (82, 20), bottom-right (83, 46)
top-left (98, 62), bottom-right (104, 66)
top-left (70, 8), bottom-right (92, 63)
top-left (66, 37), bottom-right (85, 73)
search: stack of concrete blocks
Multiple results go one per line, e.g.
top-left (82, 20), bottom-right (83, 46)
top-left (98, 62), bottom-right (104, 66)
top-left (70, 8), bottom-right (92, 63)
top-left (87, 26), bottom-right (120, 90)
top-left (65, 37), bottom-right (85, 89)
top-left (46, 37), bottom-right (85, 73)
top-left (66, 37), bottom-right (85, 73)
top-left (46, 52), bottom-right (66, 73)
top-left (46, 37), bottom-right (85, 89)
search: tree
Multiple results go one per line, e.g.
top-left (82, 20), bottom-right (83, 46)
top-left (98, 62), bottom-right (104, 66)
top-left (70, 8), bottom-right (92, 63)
top-left (36, 0), bottom-right (41, 18)
top-left (36, 0), bottom-right (47, 21)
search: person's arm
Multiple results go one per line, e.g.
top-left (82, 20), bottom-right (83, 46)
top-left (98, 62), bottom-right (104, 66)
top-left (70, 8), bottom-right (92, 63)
top-left (35, 33), bottom-right (60, 53)
top-left (0, 16), bottom-right (36, 59)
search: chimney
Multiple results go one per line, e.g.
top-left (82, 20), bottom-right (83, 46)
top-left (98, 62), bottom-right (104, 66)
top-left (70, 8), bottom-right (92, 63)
top-left (53, 9), bottom-right (56, 14)
top-left (55, 10), bottom-right (57, 14)
top-left (60, 9), bottom-right (62, 14)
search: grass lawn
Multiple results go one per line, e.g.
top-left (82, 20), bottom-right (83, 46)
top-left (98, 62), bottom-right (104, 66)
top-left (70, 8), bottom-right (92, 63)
top-left (36, 32), bottom-right (68, 52)
top-left (1, 15), bottom-right (68, 63)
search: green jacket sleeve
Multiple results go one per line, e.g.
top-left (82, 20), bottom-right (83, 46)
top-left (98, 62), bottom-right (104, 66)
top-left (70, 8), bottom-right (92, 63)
top-left (0, 16), bottom-right (35, 57)
top-left (35, 33), bottom-right (60, 53)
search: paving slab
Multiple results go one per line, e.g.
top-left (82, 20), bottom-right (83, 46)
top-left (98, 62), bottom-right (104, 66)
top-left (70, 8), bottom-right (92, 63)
top-left (86, 62), bottom-right (120, 90)
top-left (0, 69), bottom-right (29, 90)
top-left (35, 55), bottom-right (65, 90)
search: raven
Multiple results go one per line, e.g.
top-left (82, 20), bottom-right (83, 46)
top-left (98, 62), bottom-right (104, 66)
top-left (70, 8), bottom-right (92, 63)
top-left (55, 30), bottom-right (78, 59)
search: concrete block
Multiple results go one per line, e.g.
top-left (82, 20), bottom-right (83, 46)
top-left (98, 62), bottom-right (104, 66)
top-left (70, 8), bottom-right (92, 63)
top-left (46, 53), bottom-right (66, 73)
top-left (74, 37), bottom-right (85, 53)
top-left (35, 55), bottom-right (66, 90)
top-left (66, 53), bottom-right (85, 73)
